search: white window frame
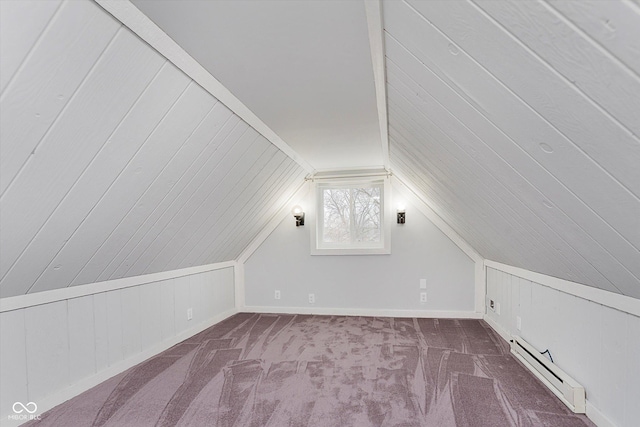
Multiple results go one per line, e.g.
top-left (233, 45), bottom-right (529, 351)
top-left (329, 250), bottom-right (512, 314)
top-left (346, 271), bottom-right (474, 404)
top-left (310, 177), bottom-right (391, 255)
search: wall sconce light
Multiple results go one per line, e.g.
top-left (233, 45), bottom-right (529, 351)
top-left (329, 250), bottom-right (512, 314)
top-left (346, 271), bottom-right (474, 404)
top-left (397, 204), bottom-right (406, 224)
top-left (292, 205), bottom-right (305, 226)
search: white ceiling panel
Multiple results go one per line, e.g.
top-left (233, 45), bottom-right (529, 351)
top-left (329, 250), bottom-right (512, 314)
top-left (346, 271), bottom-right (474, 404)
top-left (0, 0), bottom-right (306, 297)
top-left (383, 0), bottom-right (640, 298)
top-left (131, 0), bottom-right (383, 171)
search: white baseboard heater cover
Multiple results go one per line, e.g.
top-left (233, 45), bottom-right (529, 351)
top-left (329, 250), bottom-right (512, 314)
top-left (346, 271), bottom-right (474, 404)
top-left (510, 335), bottom-right (586, 413)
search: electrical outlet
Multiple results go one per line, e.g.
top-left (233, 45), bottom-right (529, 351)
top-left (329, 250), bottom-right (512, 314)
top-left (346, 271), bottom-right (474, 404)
top-left (496, 302), bottom-right (501, 315)
top-left (308, 293), bottom-right (315, 304)
top-left (420, 292), bottom-right (427, 303)
top-left (419, 279), bottom-right (427, 289)
top-left (516, 316), bottom-right (522, 331)
top-left (274, 290), bottom-right (281, 300)
top-left (489, 299), bottom-right (495, 311)
top-left (187, 308), bottom-right (193, 321)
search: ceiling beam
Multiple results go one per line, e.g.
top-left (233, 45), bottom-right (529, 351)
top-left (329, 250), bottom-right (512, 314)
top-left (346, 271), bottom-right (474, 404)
top-left (364, 0), bottom-right (390, 169)
top-left (95, 0), bottom-right (314, 174)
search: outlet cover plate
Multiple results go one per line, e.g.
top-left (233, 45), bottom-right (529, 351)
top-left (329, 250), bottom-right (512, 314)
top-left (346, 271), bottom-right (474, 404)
top-left (308, 293), bottom-right (315, 304)
top-left (420, 292), bottom-right (427, 303)
top-left (274, 290), bottom-right (281, 300)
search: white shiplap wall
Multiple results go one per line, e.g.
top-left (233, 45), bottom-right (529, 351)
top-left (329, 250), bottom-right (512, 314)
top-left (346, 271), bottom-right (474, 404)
top-left (0, 266), bottom-right (236, 425)
top-left (485, 266), bottom-right (640, 427)
top-left (383, 0), bottom-right (640, 298)
top-left (0, 0), bottom-right (307, 298)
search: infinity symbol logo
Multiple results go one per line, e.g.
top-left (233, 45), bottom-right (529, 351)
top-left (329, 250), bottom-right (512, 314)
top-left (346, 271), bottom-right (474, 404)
top-left (13, 402), bottom-right (37, 414)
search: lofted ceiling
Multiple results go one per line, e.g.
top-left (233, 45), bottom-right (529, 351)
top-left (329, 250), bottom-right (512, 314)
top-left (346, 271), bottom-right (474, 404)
top-left (131, 0), bottom-right (383, 171)
top-left (1, 0), bottom-right (638, 300)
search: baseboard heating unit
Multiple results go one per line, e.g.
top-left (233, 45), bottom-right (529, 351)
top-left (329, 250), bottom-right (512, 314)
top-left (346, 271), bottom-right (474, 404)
top-left (510, 336), bottom-right (586, 413)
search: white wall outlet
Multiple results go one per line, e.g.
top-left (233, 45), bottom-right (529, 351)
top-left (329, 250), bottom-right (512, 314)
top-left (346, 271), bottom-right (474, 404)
top-left (187, 308), bottom-right (193, 321)
top-left (496, 302), bottom-right (501, 315)
top-left (419, 279), bottom-right (427, 289)
top-left (420, 292), bottom-right (427, 303)
top-left (516, 316), bottom-right (522, 331)
top-left (274, 290), bottom-right (281, 300)
top-left (308, 293), bottom-right (315, 304)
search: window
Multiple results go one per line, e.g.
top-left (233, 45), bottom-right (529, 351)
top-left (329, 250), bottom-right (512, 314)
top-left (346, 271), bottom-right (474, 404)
top-left (311, 178), bottom-right (391, 255)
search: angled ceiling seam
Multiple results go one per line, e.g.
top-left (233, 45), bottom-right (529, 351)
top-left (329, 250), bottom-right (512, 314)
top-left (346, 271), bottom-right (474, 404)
top-left (95, 0), bottom-right (315, 175)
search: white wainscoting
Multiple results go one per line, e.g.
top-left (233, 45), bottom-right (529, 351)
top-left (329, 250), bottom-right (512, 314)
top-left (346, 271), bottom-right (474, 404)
top-left (0, 264), bottom-right (236, 426)
top-left (484, 264), bottom-right (640, 427)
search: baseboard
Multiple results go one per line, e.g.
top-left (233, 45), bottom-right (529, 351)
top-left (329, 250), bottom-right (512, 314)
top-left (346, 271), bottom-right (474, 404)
top-left (482, 314), bottom-right (615, 427)
top-left (1, 308), bottom-right (238, 427)
top-left (242, 305), bottom-right (481, 319)
top-left (585, 401), bottom-right (616, 427)
top-left (482, 314), bottom-right (511, 343)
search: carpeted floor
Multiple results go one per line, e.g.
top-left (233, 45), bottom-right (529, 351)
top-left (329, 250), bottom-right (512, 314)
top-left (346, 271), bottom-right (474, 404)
top-left (28, 313), bottom-right (594, 426)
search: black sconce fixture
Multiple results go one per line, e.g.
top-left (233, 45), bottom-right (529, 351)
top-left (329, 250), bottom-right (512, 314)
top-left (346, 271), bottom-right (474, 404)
top-left (292, 205), bottom-right (305, 226)
top-left (397, 207), bottom-right (406, 224)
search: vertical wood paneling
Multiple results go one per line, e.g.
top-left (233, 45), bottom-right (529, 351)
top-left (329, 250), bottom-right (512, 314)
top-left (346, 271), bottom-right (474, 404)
top-left (626, 314), bottom-right (640, 426)
top-left (24, 300), bottom-right (68, 402)
top-left (93, 292), bottom-right (109, 372)
top-left (486, 268), bottom-right (640, 427)
top-left (0, 267), bottom-right (236, 421)
top-left (160, 280), bottom-right (175, 341)
top-left (120, 286), bottom-right (141, 359)
top-left (213, 268), bottom-right (236, 314)
top-left (105, 291), bottom-right (123, 366)
top-left (67, 295), bottom-right (96, 384)
top-left (0, 0), bottom-right (118, 195)
top-left (0, 0), bottom-right (62, 92)
top-left (0, 309), bottom-right (28, 410)
top-left (139, 283), bottom-right (162, 350)
top-left (173, 277), bottom-right (190, 335)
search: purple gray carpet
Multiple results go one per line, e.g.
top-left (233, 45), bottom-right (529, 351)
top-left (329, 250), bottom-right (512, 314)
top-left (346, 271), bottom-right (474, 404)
top-left (28, 314), bottom-right (594, 426)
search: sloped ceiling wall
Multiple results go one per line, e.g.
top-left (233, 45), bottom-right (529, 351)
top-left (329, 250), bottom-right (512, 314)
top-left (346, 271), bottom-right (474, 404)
top-left (0, 0), bottom-right (306, 298)
top-left (383, 0), bottom-right (640, 298)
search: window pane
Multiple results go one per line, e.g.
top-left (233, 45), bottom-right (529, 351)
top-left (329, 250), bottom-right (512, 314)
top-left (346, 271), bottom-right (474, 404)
top-left (352, 187), bottom-right (381, 242)
top-left (321, 186), bottom-right (381, 245)
top-left (322, 188), bottom-right (350, 243)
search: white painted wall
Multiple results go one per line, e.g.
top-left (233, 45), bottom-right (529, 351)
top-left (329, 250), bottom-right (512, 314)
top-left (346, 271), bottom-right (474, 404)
top-left (0, 265), bottom-right (236, 425)
top-left (244, 181), bottom-right (476, 316)
top-left (484, 266), bottom-right (640, 427)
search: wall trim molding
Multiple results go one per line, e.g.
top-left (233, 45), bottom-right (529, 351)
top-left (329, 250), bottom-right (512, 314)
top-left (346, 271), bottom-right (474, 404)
top-left (1, 308), bottom-right (238, 427)
top-left (585, 401), bottom-right (616, 427)
top-left (0, 261), bottom-right (235, 313)
top-left (364, 0), bottom-right (390, 169)
top-left (485, 259), bottom-right (640, 317)
top-left (95, 0), bottom-right (313, 174)
top-left (243, 306), bottom-right (481, 319)
top-left (483, 313), bottom-right (511, 343)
